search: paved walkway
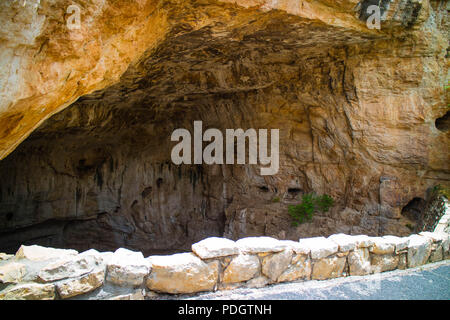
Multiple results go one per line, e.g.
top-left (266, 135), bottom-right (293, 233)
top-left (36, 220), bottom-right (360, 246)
top-left (187, 260), bottom-right (450, 300)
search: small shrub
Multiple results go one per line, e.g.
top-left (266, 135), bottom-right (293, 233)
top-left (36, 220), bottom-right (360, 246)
top-left (288, 193), bottom-right (334, 227)
top-left (272, 196), bottom-right (280, 203)
top-left (432, 184), bottom-right (449, 200)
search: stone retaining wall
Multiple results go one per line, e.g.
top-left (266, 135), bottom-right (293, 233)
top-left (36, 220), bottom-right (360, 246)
top-left (1, 203), bottom-right (449, 300)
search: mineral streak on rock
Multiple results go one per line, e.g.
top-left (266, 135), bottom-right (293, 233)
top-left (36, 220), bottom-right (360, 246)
top-left (0, 0), bottom-right (448, 255)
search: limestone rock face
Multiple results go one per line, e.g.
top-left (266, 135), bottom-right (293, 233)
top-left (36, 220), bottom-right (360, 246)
top-left (0, 0), bottom-right (448, 254)
top-left (147, 253), bottom-right (218, 294)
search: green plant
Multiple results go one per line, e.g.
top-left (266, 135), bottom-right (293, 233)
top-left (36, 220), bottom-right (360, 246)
top-left (288, 193), bottom-right (334, 227)
top-left (272, 196), bottom-right (280, 203)
top-left (432, 184), bottom-right (450, 200)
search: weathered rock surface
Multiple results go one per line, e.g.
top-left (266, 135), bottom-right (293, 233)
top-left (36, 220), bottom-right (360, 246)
top-left (0, 0), bottom-right (447, 255)
top-left (0, 283), bottom-right (55, 300)
top-left (311, 255), bottom-right (346, 280)
top-left (15, 245), bottom-right (78, 262)
top-left (0, 253), bottom-right (13, 261)
top-left (370, 237), bottom-right (396, 255)
top-left (371, 254), bottom-right (399, 273)
top-left (407, 235), bottom-right (432, 268)
top-left (236, 237), bottom-right (286, 254)
top-left (299, 237), bottom-right (338, 259)
top-left (55, 269), bottom-right (105, 299)
top-left (262, 249), bottom-right (293, 282)
top-left (192, 237), bottom-right (239, 259)
top-left (38, 249), bottom-right (103, 282)
top-left (351, 235), bottom-right (374, 248)
top-left (147, 253), bottom-right (218, 294)
top-left (348, 248), bottom-right (371, 276)
top-left (0, 262), bottom-right (26, 284)
top-left (222, 254), bottom-right (260, 284)
top-left (280, 240), bottom-right (311, 255)
top-left (328, 234), bottom-right (358, 252)
top-left (382, 235), bottom-right (409, 253)
top-left (245, 276), bottom-right (270, 289)
top-left (106, 248), bottom-right (150, 287)
top-left (278, 253), bottom-right (311, 282)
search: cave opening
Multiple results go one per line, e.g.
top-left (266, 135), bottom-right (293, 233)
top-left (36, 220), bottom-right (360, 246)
top-left (401, 197), bottom-right (426, 232)
top-left (435, 111), bottom-right (450, 132)
top-left (1, 6), bottom-right (444, 256)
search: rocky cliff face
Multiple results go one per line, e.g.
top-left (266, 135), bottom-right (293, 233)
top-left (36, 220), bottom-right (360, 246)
top-left (0, 0), bottom-right (448, 255)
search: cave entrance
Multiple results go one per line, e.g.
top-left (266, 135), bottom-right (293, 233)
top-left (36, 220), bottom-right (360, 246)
top-left (401, 197), bottom-right (426, 232)
top-left (0, 8), bottom-right (408, 255)
top-left (435, 111), bottom-right (450, 132)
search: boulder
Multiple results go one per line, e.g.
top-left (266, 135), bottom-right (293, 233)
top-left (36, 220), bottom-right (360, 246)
top-left (347, 248), bottom-right (371, 276)
top-left (419, 232), bottom-right (449, 248)
top-left (382, 236), bottom-right (409, 253)
top-left (280, 240), bottom-right (311, 255)
top-left (429, 246), bottom-right (443, 262)
top-left (278, 254), bottom-right (311, 282)
top-left (407, 235), bottom-right (432, 268)
top-left (0, 262), bottom-right (26, 284)
top-left (222, 254), bottom-right (260, 284)
top-left (0, 283), bottom-right (55, 300)
top-left (147, 253), bottom-right (218, 294)
top-left (398, 253), bottom-right (407, 270)
top-left (328, 234), bottom-right (358, 252)
top-left (15, 245), bottom-right (78, 262)
top-left (311, 256), bottom-right (346, 280)
top-left (106, 248), bottom-right (150, 287)
top-left (371, 254), bottom-right (399, 273)
top-left (0, 253), bottom-right (14, 261)
top-left (370, 237), bottom-right (395, 255)
top-left (56, 269), bottom-right (105, 299)
top-left (298, 237), bottom-right (338, 259)
top-left (261, 249), bottom-right (293, 282)
top-left (192, 237), bottom-right (239, 259)
top-left (236, 237), bottom-right (286, 254)
top-left (39, 249), bottom-right (104, 282)
top-left (351, 235), bottom-right (374, 248)
top-left (420, 232), bottom-right (448, 263)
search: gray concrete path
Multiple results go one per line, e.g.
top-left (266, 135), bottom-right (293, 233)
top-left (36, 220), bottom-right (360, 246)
top-left (186, 260), bottom-right (450, 300)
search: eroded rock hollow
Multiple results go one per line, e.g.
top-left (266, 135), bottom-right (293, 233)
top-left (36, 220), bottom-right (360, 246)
top-left (0, 0), bottom-right (448, 255)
